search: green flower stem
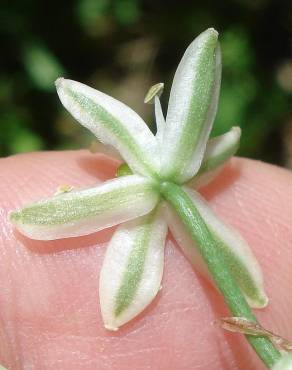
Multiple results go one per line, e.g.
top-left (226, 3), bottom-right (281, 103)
top-left (160, 181), bottom-right (281, 369)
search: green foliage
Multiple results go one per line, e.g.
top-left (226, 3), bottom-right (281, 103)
top-left (213, 28), bottom-right (290, 161)
top-left (1, 0), bottom-right (291, 165)
top-left (23, 44), bottom-right (64, 91)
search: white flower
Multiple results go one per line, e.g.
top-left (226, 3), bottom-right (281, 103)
top-left (10, 28), bottom-right (267, 331)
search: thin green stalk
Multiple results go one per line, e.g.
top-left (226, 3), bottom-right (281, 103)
top-left (160, 181), bottom-right (281, 368)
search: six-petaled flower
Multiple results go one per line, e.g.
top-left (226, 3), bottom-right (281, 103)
top-left (10, 28), bottom-right (267, 331)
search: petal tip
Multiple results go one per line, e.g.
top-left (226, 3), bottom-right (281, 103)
top-left (232, 126), bottom-right (242, 136)
top-left (206, 27), bottom-right (219, 38)
top-left (55, 77), bottom-right (66, 89)
top-left (248, 294), bottom-right (269, 309)
top-left (104, 323), bottom-right (119, 331)
top-left (9, 210), bottom-right (33, 238)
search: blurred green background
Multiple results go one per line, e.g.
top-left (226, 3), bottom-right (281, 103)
top-left (1, 0), bottom-right (292, 167)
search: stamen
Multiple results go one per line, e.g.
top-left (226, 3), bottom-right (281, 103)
top-left (144, 83), bottom-right (165, 141)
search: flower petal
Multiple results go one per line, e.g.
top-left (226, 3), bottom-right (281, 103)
top-left (10, 175), bottom-right (159, 240)
top-left (99, 206), bottom-right (167, 330)
top-left (165, 187), bottom-right (268, 308)
top-left (55, 78), bottom-right (160, 177)
top-left (188, 127), bottom-right (241, 188)
top-left (161, 28), bottom-right (221, 183)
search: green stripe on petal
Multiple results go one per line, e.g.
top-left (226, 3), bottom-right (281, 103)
top-left (55, 78), bottom-right (160, 177)
top-left (165, 187), bottom-right (267, 308)
top-left (188, 127), bottom-right (241, 188)
top-left (161, 28), bottom-right (221, 183)
top-left (114, 221), bottom-right (152, 317)
top-left (10, 175), bottom-right (159, 240)
top-left (99, 206), bottom-right (167, 330)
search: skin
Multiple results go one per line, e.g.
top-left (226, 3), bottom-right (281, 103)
top-left (0, 150), bottom-right (292, 370)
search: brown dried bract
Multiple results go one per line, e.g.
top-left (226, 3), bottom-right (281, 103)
top-left (218, 317), bottom-right (292, 352)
